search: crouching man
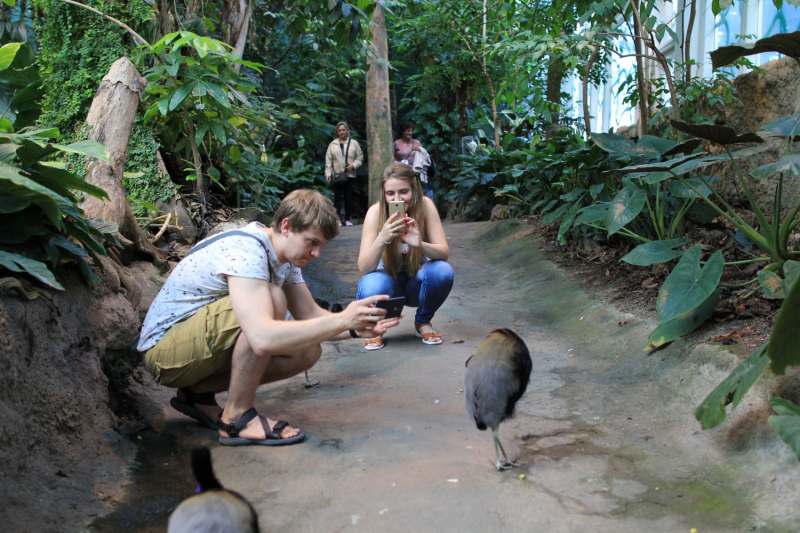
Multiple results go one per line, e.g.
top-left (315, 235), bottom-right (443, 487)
top-left (137, 189), bottom-right (400, 446)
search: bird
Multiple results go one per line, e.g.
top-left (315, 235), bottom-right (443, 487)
top-left (167, 447), bottom-right (259, 533)
top-left (464, 329), bottom-right (532, 471)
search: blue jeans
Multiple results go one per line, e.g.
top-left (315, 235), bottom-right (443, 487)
top-left (356, 260), bottom-right (454, 325)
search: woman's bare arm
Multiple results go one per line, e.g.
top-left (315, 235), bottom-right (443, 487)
top-left (418, 197), bottom-right (449, 260)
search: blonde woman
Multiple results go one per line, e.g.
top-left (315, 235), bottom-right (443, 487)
top-left (356, 163), bottom-right (454, 350)
top-left (325, 122), bottom-right (364, 226)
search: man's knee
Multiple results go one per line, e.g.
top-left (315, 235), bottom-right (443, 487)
top-left (269, 283), bottom-right (287, 320)
top-left (300, 344), bottom-right (323, 371)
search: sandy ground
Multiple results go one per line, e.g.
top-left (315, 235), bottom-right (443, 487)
top-left (90, 220), bottom-right (800, 533)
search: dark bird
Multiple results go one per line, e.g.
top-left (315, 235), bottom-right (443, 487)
top-left (167, 447), bottom-right (259, 533)
top-left (465, 329), bottom-right (532, 470)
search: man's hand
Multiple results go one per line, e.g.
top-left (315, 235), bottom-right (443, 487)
top-left (361, 316), bottom-right (402, 337)
top-left (340, 295), bottom-right (390, 331)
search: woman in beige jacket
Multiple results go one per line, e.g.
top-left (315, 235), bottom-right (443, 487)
top-left (325, 122), bottom-right (364, 226)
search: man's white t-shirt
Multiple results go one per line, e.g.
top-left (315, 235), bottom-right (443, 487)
top-left (137, 222), bottom-right (304, 352)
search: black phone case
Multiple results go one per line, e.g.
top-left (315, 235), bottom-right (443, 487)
top-left (375, 297), bottom-right (405, 319)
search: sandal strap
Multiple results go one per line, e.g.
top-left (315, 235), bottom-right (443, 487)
top-left (257, 417), bottom-right (289, 440)
top-left (218, 407), bottom-right (258, 437)
top-left (363, 337), bottom-right (383, 346)
top-left (180, 388), bottom-right (219, 407)
top-left (422, 332), bottom-right (442, 340)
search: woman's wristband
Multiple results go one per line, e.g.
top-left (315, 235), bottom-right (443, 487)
top-left (378, 234), bottom-right (392, 246)
top-left (350, 330), bottom-right (359, 339)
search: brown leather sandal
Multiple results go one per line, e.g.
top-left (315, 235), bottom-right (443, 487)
top-left (415, 322), bottom-right (443, 345)
top-left (363, 337), bottom-right (384, 350)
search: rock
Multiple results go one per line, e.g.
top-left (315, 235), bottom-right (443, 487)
top-left (697, 56), bottom-right (800, 212)
top-left (0, 262), bottom-right (161, 530)
top-left (156, 194), bottom-right (197, 242)
top-left (491, 204), bottom-right (512, 221)
top-left (208, 207), bottom-right (269, 237)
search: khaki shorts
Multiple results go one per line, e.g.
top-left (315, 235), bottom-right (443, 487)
top-left (144, 296), bottom-right (242, 388)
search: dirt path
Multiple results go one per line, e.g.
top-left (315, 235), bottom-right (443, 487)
top-left (91, 221), bottom-right (798, 533)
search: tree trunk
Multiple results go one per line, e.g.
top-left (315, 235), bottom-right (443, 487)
top-left (365, 5), bottom-right (394, 205)
top-left (222, 0), bottom-right (252, 60)
top-left (582, 46), bottom-right (599, 137)
top-left (632, 3), bottom-right (649, 137)
top-left (455, 82), bottom-right (471, 139)
top-left (545, 55), bottom-right (566, 139)
top-left (684, 0), bottom-right (697, 85)
top-left (79, 57), bottom-right (169, 272)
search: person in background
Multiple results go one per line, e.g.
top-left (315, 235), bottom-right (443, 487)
top-left (325, 122), bottom-right (364, 226)
top-left (356, 163), bottom-right (454, 350)
top-left (394, 121), bottom-right (434, 199)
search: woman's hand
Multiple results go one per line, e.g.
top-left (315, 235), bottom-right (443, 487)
top-left (400, 217), bottom-right (422, 248)
top-left (346, 163), bottom-right (354, 172)
top-left (378, 212), bottom-right (406, 244)
top-left (412, 145), bottom-right (422, 152)
top-left (326, 175), bottom-right (331, 183)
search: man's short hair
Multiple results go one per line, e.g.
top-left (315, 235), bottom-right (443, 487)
top-left (272, 189), bottom-right (340, 241)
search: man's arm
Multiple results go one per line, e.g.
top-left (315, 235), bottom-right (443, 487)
top-left (283, 281), bottom-right (401, 340)
top-left (229, 277), bottom-right (392, 356)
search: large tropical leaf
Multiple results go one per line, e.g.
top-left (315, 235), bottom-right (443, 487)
top-left (636, 135), bottom-right (676, 155)
top-left (750, 154), bottom-right (800, 179)
top-left (656, 246), bottom-right (724, 321)
top-left (667, 176), bottom-right (718, 198)
top-left (768, 398), bottom-right (800, 461)
top-left (0, 209), bottom-right (49, 243)
top-left (590, 133), bottom-right (659, 163)
top-left (0, 192), bottom-right (28, 213)
top-left (695, 344), bottom-right (769, 430)
top-left (669, 120), bottom-right (764, 145)
top-left (767, 270), bottom-right (800, 375)
top-left (621, 238), bottom-right (690, 266)
top-left (0, 43), bottom-right (21, 71)
top-left (711, 31), bottom-right (800, 70)
top-left (605, 184), bottom-right (646, 235)
top-left (52, 140), bottom-right (110, 163)
top-left (662, 138), bottom-right (703, 157)
top-left (759, 113), bottom-right (800, 142)
top-left (609, 152), bottom-right (708, 175)
top-left (644, 146), bottom-right (771, 183)
top-left (0, 249), bottom-right (64, 290)
top-left (0, 160), bottom-right (65, 228)
top-left (646, 288), bottom-right (722, 350)
top-left (575, 203), bottom-right (609, 224)
top-left (758, 261), bottom-right (800, 299)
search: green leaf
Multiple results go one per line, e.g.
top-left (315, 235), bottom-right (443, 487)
top-left (0, 43), bottom-right (21, 71)
top-left (0, 208), bottom-right (49, 243)
top-left (52, 140), bottom-right (111, 162)
top-left (613, 152), bottom-right (708, 175)
top-left (541, 203), bottom-right (569, 224)
top-left (210, 121), bottom-right (227, 145)
top-left (657, 246), bottom-right (724, 321)
top-left (647, 288), bottom-right (722, 350)
top-left (0, 193), bottom-right (29, 213)
top-left (637, 135), bottom-right (676, 155)
top-left (758, 261), bottom-right (800, 299)
top-left (767, 268), bottom-right (800, 374)
top-left (169, 81), bottom-right (197, 111)
top-left (621, 238), bottom-right (691, 266)
top-left (31, 164), bottom-right (108, 199)
top-left (768, 398), bottom-right (800, 460)
top-left (49, 234), bottom-right (87, 257)
top-left (0, 160), bottom-right (65, 228)
top-left (591, 132), bottom-right (659, 162)
top-left (750, 154), bottom-right (800, 178)
top-left (668, 176), bottom-right (718, 198)
top-left (695, 344), bottom-right (769, 430)
top-left (0, 249), bottom-right (64, 290)
top-left (669, 120), bottom-right (764, 145)
top-left (759, 113), bottom-right (800, 141)
top-left (229, 145), bottom-right (241, 164)
top-left (576, 203), bottom-right (609, 224)
top-left (711, 31), bottom-right (800, 70)
top-left (605, 184), bottom-right (647, 235)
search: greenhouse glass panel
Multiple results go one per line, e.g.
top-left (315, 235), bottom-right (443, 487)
top-left (761, 1), bottom-right (800, 63)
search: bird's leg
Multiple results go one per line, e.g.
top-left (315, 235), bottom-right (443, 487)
top-left (303, 370), bottom-right (319, 389)
top-left (492, 428), bottom-right (516, 471)
top-left (493, 427), bottom-right (518, 469)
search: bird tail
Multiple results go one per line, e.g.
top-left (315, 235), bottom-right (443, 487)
top-left (191, 446), bottom-right (223, 492)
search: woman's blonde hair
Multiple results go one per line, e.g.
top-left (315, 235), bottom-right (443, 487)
top-left (378, 163), bottom-right (426, 279)
top-left (335, 122), bottom-right (349, 137)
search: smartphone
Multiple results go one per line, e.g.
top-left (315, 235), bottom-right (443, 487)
top-left (388, 201), bottom-right (406, 233)
top-left (374, 296), bottom-right (405, 319)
